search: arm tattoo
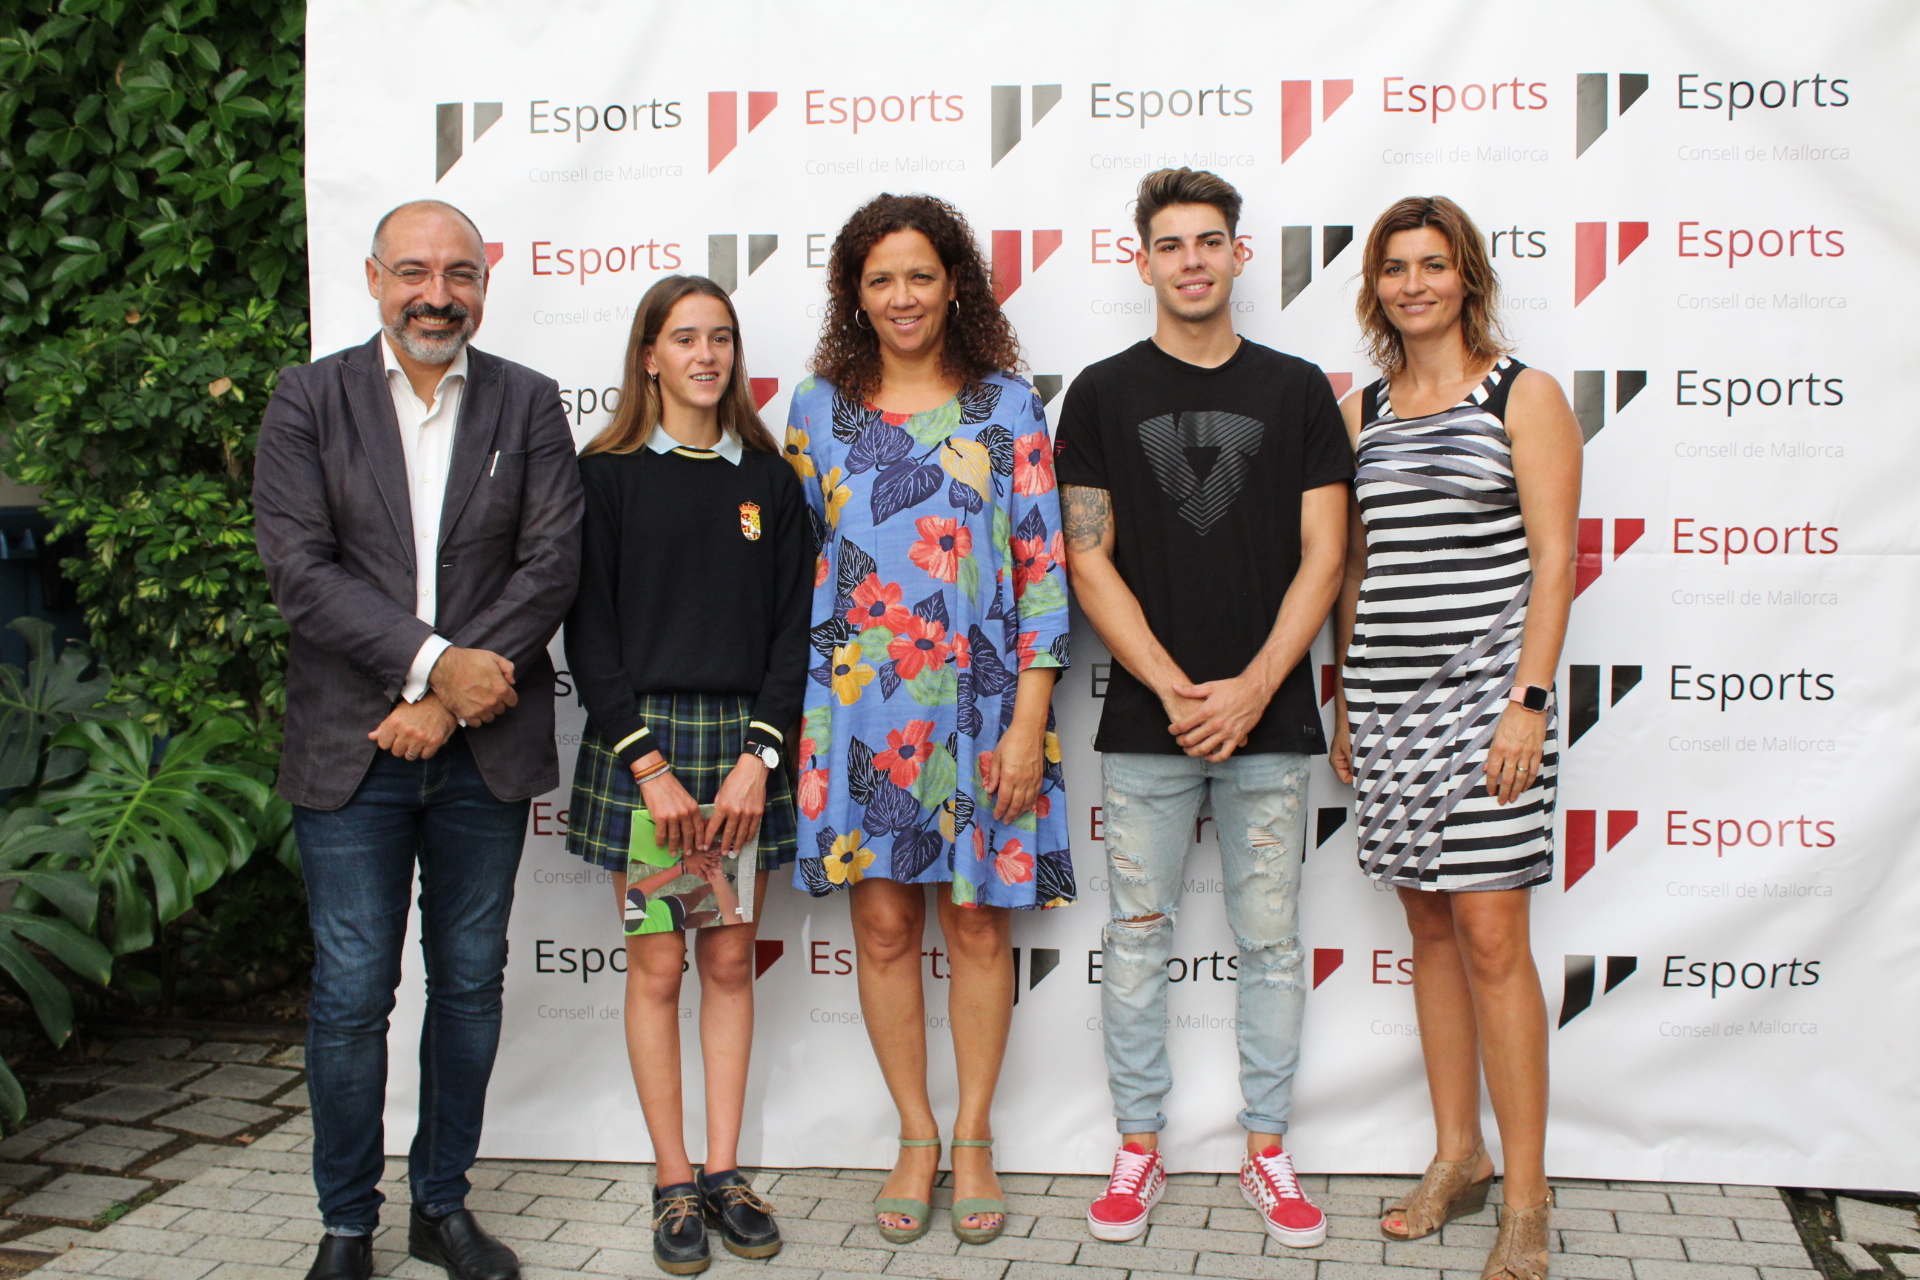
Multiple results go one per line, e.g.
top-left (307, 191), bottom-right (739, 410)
top-left (1062, 485), bottom-right (1113, 552)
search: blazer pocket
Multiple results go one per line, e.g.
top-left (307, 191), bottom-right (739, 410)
top-left (446, 451), bottom-right (526, 551)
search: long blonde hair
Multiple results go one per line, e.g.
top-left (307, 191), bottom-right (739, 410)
top-left (584, 274), bottom-right (776, 456)
top-left (1356, 196), bottom-right (1510, 377)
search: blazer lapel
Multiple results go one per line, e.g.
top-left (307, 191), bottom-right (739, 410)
top-left (438, 346), bottom-right (504, 548)
top-left (342, 335), bottom-right (414, 565)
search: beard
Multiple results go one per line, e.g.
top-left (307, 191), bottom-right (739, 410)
top-left (384, 300), bottom-right (475, 364)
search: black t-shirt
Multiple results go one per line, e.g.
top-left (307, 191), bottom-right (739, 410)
top-left (1054, 338), bottom-right (1354, 755)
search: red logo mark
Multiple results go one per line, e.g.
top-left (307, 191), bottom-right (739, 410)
top-left (1281, 79), bottom-right (1353, 161)
top-left (1312, 948), bottom-right (1344, 989)
top-left (991, 230), bottom-right (1062, 303)
top-left (709, 91), bottom-right (777, 171)
top-left (1574, 517), bottom-right (1644, 597)
top-left (753, 939), bottom-right (785, 978)
top-left (1573, 221), bottom-right (1648, 304)
top-left (483, 243), bottom-right (503, 269)
top-left (750, 377), bottom-right (780, 411)
top-left (1565, 810), bottom-right (1638, 890)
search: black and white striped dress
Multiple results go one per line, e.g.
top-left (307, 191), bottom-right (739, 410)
top-left (1344, 358), bottom-right (1555, 892)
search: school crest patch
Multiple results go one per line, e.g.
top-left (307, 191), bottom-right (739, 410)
top-left (739, 501), bottom-right (762, 540)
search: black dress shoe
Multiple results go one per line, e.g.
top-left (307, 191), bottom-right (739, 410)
top-left (652, 1181), bottom-right (711, 1274)
top-left (699, 1168), bottom-right (782, 1259)
top-left (305, 1233), bottom-right (373, 1280)
top-left (408, 1205), bottom-right (521, 1280)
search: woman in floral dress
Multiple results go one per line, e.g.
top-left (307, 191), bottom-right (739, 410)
top-left (785, 194), bottom-right (1072, 1247)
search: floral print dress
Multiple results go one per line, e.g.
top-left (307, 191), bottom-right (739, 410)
top-left (784, 371), bottom-right (1074, 909)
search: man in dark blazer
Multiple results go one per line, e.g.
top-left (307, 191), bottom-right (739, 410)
top-left (254, 199), bottom-right (582, 1280)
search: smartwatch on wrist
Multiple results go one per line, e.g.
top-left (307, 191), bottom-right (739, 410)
top-left (745, 742), bottom-right (781, 770)
top-left (1509, 684), bottom-right (1550, 713)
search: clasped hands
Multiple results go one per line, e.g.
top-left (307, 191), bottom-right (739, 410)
top-left (368, 645), bottom-right (517, 761)
top-left (637, 751), bottom-right (769, 857)
top-left (1161, 671), bottom-right (1274, 762)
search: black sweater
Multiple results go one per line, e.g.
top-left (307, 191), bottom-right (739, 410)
top-left (565, 443), bottom-right (811, 768)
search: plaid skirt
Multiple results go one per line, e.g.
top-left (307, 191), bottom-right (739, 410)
top-left (566, 692), bottom-right (798, 872)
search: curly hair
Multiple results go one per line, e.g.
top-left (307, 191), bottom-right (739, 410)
top-left (1356, 195), bottom-right (1510, 377)
top-left (809, 193), bottom-right (1023, 402)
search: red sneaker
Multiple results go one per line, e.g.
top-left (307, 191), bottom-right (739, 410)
top-left (1086, 1142), bottom-right (1166, 1241)
top-left (1240, 1145), bottom-right (1326, 1247)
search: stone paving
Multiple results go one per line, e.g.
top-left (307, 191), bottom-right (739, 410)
top-left (0, 1031), bottom-right (1847, 1280)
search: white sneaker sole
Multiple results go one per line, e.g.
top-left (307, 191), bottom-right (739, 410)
top-left (1240, 1178), bottom-right (1328, 1247)
top-left (1086, 1178), bottom-right (1166, 1242)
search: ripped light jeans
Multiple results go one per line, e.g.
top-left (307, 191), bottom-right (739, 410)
top-left (1099, 751), bottom-right (1310, 1135)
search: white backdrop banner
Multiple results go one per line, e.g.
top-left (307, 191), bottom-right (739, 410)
top-left (302, 0), bottom-right (1920, 1187)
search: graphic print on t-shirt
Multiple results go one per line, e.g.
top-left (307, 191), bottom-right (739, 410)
top-left (1136, 410), bottom-right (1266, 535)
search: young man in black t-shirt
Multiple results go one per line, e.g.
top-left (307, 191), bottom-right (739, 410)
top-left (1057, 169), bottom-right (1351, 1247)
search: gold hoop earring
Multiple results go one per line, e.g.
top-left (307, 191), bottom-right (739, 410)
top-left (854, 310), bottom-right (873, 330)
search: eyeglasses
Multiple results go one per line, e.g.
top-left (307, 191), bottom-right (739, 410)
top-left (370, 254), bottom-right (485, 289)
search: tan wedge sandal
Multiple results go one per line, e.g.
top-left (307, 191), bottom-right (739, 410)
top-left (1481, 1189), bottom-right (1554, 1280)
top-left (1380, 1142), bottom-right (1494, 1241)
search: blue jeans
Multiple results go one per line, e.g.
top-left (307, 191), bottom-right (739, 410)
top-left (1099, 751), bottom-right (1311, 1135)
top-left (294, 734), bottom-right (530, 1233)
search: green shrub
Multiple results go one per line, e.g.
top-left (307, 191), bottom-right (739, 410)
top-left (1, 0), bottom-right (306, 724)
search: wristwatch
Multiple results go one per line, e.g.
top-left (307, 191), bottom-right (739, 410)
top-left (1509, 684), bottom-right (1550, 712)
top-left (745, 742), bottom-right (781, 770)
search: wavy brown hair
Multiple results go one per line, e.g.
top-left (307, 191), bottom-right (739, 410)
top-left (1357, 196), bottom-right (1510, 377)
top-left (584, 275), bottom-right (776, 457)
top-left (809, 193), bottom-right (1023, 402)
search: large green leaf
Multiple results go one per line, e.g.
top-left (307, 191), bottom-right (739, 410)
top-left (0, 1056), bottom-right (24, 1128)
top-left (0, 809), bottom-right (108, 1053)
top-left (0, 618), bottom-right (122, 789)
top-left (37, 716), bottom-right (272, 953)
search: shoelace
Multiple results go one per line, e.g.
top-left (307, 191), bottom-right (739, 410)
top-left (1252, 1150), bottom-right (1305, 1199)
top-left (655, 1192), bottom-right (700, 1231)
top-left (1106, 1148), bottom-right (1156, 1199)
top-left (715, 1183), bottom-right (775, 1216)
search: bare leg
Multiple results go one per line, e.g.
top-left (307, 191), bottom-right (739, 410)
top-left (1384, 887), bottom-right (1495, 1234)
top-left (694, 870), bottom-right (771, 1175)
top-left (1449, 890), bottom-right (1550, 1209)
top-left (936, 895), bottom-right (1011, 1231)
top-left (851, 879), bottom-right (936, 1232)
top-left (624, 922), bottom-right (696, 1187)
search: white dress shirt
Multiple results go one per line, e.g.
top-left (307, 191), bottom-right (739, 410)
top-left (382, 336), bottom-right (467, 702)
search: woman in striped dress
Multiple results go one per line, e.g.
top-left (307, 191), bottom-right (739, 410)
top-left (1331, 197), bottom-right (1581, 1280)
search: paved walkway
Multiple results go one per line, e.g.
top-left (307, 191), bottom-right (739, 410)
top-left (0, 1031), bottom-right (1852, 1280)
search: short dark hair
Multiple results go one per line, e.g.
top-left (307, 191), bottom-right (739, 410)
top-left (370, 199), bottom-right (485, 260)
top-left (1133, 168), bottom-right (1243, 245)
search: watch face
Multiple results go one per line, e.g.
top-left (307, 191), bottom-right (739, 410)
top-left (754, 744), bottom-right (781, 768)
top-left (1523, 685), bottom-right (1549, 711)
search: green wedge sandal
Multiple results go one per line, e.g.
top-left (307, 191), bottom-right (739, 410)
top-left (949, 1138), bottom-right (1007, 1245)
top-left (874, 1136), bottom-right (941, 1244)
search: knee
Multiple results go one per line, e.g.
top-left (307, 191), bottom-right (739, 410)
top-left (1456, 922), bottom-right (1529, 983)
top-left (1402, 896), bottom-right (1457, 947)
top-left (308, 977), bottom-right (399, 1033)
top-left (941, 912), bottom-right (1009, 965)
top-left (699, 945), bottom-right (754, 993)
top-left (627, 950), bottom-right (686, 1003)
top-left (856, 913), bottom-right (922, 966)
top-left (1235, 929), bottom-right (1305, 991)
top-left (1101, 912), bottom-right (1171, 966)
